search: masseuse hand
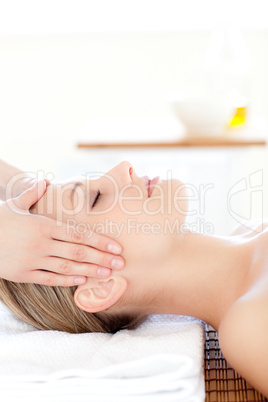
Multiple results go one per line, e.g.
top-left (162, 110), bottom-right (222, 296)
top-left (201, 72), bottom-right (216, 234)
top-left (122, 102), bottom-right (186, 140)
top-left (0, 180), bottom-right (124, 286)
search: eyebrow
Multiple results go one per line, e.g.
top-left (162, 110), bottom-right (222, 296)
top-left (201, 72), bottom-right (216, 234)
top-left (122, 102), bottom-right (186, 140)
top-left (70, 181), bottom-right (84, 207)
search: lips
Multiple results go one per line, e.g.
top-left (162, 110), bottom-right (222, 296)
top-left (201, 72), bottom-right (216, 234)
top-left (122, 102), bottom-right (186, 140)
top-left (144, 176), bottom-right (160, 197)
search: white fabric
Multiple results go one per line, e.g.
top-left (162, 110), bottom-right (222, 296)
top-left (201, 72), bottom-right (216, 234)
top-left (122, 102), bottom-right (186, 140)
top-left (0, 302), bottom-right (205, 402)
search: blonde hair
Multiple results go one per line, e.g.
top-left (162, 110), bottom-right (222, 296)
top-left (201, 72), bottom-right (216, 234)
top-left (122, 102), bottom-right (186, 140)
top-left (0, 279), bottom-right (145, 333)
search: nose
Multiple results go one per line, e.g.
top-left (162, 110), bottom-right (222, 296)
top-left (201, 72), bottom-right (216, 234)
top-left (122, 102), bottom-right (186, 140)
top-left (108, 161), bottom-right (134, 186)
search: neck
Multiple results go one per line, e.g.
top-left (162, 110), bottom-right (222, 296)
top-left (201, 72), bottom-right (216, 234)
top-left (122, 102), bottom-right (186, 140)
top-left (131, 231), bottom-right (253, 332)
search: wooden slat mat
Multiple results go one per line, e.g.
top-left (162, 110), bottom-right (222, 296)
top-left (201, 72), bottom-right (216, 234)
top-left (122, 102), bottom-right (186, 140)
top-left (204, 324), bottom-right (268, 402)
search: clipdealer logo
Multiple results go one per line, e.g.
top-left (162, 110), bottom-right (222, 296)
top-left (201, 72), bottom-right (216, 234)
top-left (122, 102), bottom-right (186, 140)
top-left (227, 170), bottom-right (263, 233)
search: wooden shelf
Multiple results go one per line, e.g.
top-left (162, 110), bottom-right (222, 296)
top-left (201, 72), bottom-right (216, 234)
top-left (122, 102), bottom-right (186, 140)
top-left (77, 117), bottom-right (267, 149)
top-left (77, 135), bottom-right (266, 148)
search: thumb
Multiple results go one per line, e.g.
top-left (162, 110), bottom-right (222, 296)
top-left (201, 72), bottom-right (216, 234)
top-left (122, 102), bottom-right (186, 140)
top-left (13, 180), bottom-right (47, 211)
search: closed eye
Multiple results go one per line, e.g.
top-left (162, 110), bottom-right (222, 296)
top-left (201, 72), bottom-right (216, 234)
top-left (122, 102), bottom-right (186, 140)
top-left (92, 190), bottom-right (101, 208)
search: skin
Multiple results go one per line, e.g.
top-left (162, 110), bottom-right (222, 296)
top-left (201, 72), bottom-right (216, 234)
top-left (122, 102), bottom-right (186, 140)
top-left (0, 159), bottom-right (125, 286)
top-left (32, 161), bottom-right (268, 398)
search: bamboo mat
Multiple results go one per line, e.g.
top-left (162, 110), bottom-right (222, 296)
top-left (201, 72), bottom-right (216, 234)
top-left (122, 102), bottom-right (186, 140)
top-left (204, 324), bottom-right (268, 402)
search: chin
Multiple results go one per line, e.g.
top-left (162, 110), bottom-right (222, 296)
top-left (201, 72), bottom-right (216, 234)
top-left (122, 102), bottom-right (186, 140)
top-left (159, 179), bottom-right (188, 214)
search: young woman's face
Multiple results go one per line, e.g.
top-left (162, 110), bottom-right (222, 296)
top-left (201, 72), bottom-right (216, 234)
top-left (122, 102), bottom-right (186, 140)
top-left (33, 161), bottom-right (188, 269)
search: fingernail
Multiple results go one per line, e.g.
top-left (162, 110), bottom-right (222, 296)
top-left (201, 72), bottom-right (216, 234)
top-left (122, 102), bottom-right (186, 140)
top-left (97, 267), bottom-right (111, 277)
top-left (107, 243), bottom-right (122, 254)
top-left (111, 258), bottom-right (124, 269)
top-left (74, 277), bottom-right (86, 285)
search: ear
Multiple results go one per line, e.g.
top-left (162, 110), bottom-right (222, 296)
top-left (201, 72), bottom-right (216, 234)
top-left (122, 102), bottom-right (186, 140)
top-left (74, 276), bottom-right (127, 313)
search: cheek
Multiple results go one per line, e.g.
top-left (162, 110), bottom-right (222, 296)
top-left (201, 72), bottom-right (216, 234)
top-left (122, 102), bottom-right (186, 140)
top-left (120, 228), bottom-right (172, 272)
top-left (112, 212), bottom-right (174, 266)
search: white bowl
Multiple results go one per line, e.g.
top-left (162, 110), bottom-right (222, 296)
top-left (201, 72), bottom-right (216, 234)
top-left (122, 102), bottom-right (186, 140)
top-left (168, 91), bottom-right (235, 136)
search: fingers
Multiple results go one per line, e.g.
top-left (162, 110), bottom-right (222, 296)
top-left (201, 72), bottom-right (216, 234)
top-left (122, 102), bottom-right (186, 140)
top-left (47, 239), bottom-right (124, 270)
top-left (13, 180), bottom-right (47, 211)
top-left (34, 256), bottom-right (112, 284)
top-left (29, 257), bottom-right (113, 287)
top-left (28, 270), bottom-right (87, 287)
top-left (49, 223), bottom-right (123, 255)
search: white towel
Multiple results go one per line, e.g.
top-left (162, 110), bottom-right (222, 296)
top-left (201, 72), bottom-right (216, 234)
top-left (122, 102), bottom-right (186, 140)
top-left (0, 302), bottom-right (205, 402)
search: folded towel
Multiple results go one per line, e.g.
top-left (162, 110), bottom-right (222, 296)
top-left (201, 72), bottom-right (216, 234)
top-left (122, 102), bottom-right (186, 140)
top-left (0, 301), bottom-right (205, 402)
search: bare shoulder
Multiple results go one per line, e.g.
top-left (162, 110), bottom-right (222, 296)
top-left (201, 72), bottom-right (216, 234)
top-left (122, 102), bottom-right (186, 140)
top-left (230, 219), bottom-right (268, 236)
top-left (218, 281), bottom-right (268, 397)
